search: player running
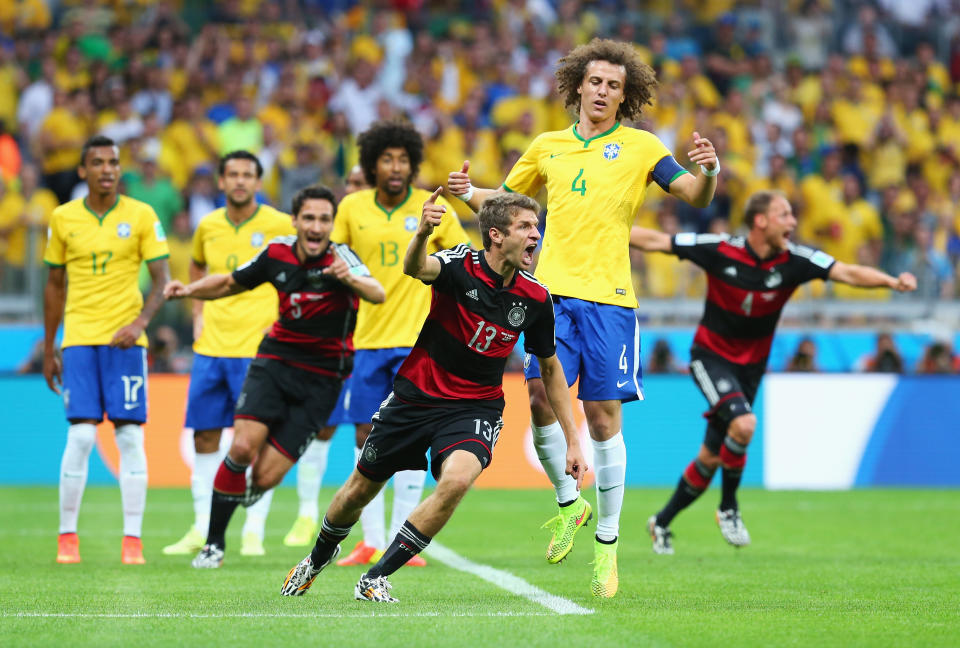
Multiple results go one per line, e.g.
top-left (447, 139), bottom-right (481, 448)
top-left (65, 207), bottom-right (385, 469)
top-left (163, 185), bottom-right (384, 568)
top-left (447, 38), bottom-right (718, 597)
top-left (163, 151), bottom-right (294, 558)
top-left (630, 191), bottom-right (917, 553)
top-left (283, 121), bottom-right (470, 572)
top-left (43, 135), bottom-right (170, 565)
top-left (281, 191), bottom-right (587, 603)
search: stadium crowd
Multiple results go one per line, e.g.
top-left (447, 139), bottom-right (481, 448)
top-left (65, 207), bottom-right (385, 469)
top-left (1, 0), bottom-right (959, 344)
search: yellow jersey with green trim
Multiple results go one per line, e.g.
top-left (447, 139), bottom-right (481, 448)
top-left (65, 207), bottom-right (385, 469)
top-left (191, 205), bottom-right (294, 358)
top-left (43, 195), bottom-right (170, 348)
top-left (332, 187), bottom-right (470, 349)
top-left (503, 123), bottom-right (679, 308)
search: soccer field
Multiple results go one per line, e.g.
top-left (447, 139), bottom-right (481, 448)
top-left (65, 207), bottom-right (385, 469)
top-left (2, 487), bottom-right (958, 647)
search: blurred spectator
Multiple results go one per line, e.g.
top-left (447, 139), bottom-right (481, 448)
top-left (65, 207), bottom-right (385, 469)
top-left (124, 143), bottom-right (182, 234)
top-left (907, 225), bottom-right (955, 299)
top-left (786, 337), bottom-right (819, 372)
top-left (917, 340), bottom-right (960, 374)
top-left (16, 57), bottom-right (55, 141)
top-left (647, 338), bottom-right (684, 374)
top-left (858, 333), bottom-right (906, 373)
top-left (279, 141), bottom-right (326, 213)
top-left (150, 325), bottom-right (190, 373)
top-left (131, 65), bottom-right (173, 126)
top-left (790, 0), bottom-right (833, 71)
top-left (38, 89), bottom-right (91, 203)
top-left (218, 95), bottom-right (263, 156)
top-left (843, 5), bottom-right (897, 58)
top-left (186, 168), bottom-right (218, 230)
top-left (0, 119), bottom-right (21, 182)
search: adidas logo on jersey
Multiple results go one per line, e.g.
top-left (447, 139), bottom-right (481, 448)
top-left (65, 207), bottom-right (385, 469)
top-left (465, 288), bottom-right (479, 300)
top-left (276, 271), bottom-right (287, 283)
top-left (724, 266), bottom-right (738, 278)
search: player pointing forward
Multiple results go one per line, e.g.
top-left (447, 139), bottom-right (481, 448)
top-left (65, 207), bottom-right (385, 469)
top-left (281, 190), bottom-right (586, 603)
top-left (630, 191), bottom-right (916, 554)
top-left (448, 38), bottom-right (719, 597)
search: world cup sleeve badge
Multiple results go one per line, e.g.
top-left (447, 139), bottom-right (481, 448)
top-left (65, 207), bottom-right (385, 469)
top-left (602, 143), bottom-right (621, 160)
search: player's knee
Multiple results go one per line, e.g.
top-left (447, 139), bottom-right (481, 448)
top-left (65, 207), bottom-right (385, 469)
top-left (355, 424), bottom-right (372, 447)
top-left (342, 473), bottom-right (380, 508)
top-left (252, 471), bottom-right (281, 491)
top-left (316, 425), bottom-right (336, 441)
top-left (194, 428), bottom-right (221, 453)
top-left (697, 448), bottom-right (722, 470)
top-left (66, 423), bottom-right (97, 455)
top-left (727, 414), bottom-right (756, 446)
top-left (228, 437), bottom-right (258, 463)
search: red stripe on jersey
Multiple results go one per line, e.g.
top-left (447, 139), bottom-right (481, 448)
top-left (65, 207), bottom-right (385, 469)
top-left (277, 291), bottom-right (356, 319)
top-left (255, 353), bottom-right (344, 376)
top-left (267, 326), bottom-right (354, 354)
top-left (267, 243), bottom-right (300, 265)
top-left (717, 241), bottom-right (756, 266)
top-left (428, 292), bottom-right (516, 359)
top-left (706, 277), bottom-right (795, 318)
top-left (397, 347), bottom-right (504, 401)
top-left (760, 251), bottom-right (790, 270)
top-left (694, 326), bottom-right (772, 365)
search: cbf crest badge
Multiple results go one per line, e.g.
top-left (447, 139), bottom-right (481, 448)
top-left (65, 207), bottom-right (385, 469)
top-left (404, 216), bottom-right (418, 232)
top-left (116, 222), bottom-right (131, 239)
top-left (507, 301), bottom-right (527, 327)
top-left (602, 142), bottom-right (621, 160)
top-left (251, 232), bottom-right (264, 247)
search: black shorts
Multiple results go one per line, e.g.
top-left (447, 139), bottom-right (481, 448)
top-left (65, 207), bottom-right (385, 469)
top-left (688, 347), bottom-right (765, 453)
top-left (356, 393), bottom-right (503, 482)
top-left (235, 357), bottom-right (342, 461)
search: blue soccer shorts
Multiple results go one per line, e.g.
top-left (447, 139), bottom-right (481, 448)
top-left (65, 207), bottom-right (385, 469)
top-left (184, 354), bottom-right (252, 430)
top-left (523, 296), bottom-right (643, 402)
top-left (62, 345), bottom-right (149, 423)
top-left (335, 347), bottom-right (411, 425)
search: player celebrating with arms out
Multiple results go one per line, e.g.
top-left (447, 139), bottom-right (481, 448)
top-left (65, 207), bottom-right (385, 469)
top-left (448, 38), bottom-right (719, 597)
top-left (44, 135), bottom-right (170, 565)
top-left (630, 191), bottom-right (916, 554)
top-left (164, 186), bottom-right (384, 569)
top-left (163, 151), bottom-right (294, 558)
top-left (281, 191), bottom-right (587, 603)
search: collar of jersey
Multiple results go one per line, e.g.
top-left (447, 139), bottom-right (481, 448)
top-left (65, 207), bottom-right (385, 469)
top-left (478, 249), bottom-right (516, 289)
top-left (82, 195), bottom-right (120, 224)
top-left (224, 204), bottom-right (261, 232)
top-left (571, 121), bottom-right (621, 148)
top-left (373, 186), bottom-right (412, 220)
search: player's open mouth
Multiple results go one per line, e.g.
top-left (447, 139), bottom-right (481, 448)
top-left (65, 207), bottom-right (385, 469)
top-left (522, 243), bottom-right (536, 265)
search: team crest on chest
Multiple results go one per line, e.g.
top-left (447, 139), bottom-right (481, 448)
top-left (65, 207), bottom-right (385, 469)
top-left (764, 271), bottom-right (783, 288)
top-left (507, 301), bottom-right (527, 327)
top-left (602, 143), bottom-right (621, 160)
top-left (116, 222), bottom-right (131, 239)
top-left (306, 267), bottom-right (326, 286)
top-left (251, 232), bottom-right (264, 247)
top-left (404, 216), bottom-right (418, 232)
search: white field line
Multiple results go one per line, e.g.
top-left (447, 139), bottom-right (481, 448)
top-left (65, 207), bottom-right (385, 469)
top-left (425, 542), bottom-right (593, 616)
top-left (5, 611), bottom-right (553, 619)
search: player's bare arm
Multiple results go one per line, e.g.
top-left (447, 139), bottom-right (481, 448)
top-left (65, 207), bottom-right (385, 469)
top-left (403, 186), bottom-right (446, 281)
top-left (164, 272), bottom-right (247, 301)
top-left (667, 132), bottom-right (719, 208)
top-left (447, 160), bottom-right (504, 212)
top-left (323, 256), bottom-right (385, 303)
top-left (629, 226), bottom-right (673, 253)
top-left (110, 257), bottom-right (170, 349)
top-left (828, 262), bottom-right (917, 292)
top-left (189, 259), bottom-right (207, 341)
top-left (42, 265), bottom-right (66, 394)
top-left (538, 353), bottom-right (588, 489)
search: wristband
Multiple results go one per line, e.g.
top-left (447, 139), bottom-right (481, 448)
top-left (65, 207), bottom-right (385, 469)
top-left (458, 186), bottom-right (475, 202)
top-left (699, 161), bottom-right (720, 177)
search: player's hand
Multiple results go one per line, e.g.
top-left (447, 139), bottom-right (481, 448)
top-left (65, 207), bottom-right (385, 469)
top-left (43, 349), bottom-right (62, 395)
top-left (447, 161), bottom-right (472, 196)
top-left (894, 272), bottom-right (917, 292)
top-left (111, 321), bottom-right (144, 349)
top-left (322, 256), bottom-right (352, 283)
top-left (687, 131), bottom-right (718, 172)
top-left (417, 187), bottom-right (446, 236)
top-left (566, 445), bottom-right (588, 491)
top-left (163, 280), bottom-right (190, 300)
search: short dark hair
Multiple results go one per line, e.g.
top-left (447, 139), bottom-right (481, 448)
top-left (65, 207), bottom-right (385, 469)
top-left (357, 120), bottom-right (424, 187)
top-left (292, 184), bottom-right (337, 217)
top-left (478, 193), bottom-right (540, 250)
top-left (744, 190), bottom-right (786, 228)
top-left (219, 150), bottom-right (263, 178)
top-left (81, 135), bottom-right (117, 166)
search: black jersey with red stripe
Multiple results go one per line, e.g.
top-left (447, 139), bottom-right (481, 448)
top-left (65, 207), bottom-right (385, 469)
top-left (231, 235), bottom-right (370, 377)
top-left (671, 233), bottom-right (835, 366)
top-left (394, 244), bottom-right (556, 408)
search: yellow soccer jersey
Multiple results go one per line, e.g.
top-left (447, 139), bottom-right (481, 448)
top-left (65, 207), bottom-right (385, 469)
top-left (333, 187), bottom-right (470, 349)
top-left (44, 195), bottom-right (170, 348)
top-left (504, 123), bottom-right (685, 308)
top-left (191, 205), bottom-right (294, 358)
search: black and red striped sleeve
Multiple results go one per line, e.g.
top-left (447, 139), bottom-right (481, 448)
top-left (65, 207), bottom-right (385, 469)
top-left (232, 244), bottom-right (271, 289)
top-left (671, 232), bottom-right (726, 272)
top-left (424, 243), bottom-right (472, 290)
top-left (523, 294), bottom-right (557, 359)
top-left (788, 244), bottom-right (836, 283)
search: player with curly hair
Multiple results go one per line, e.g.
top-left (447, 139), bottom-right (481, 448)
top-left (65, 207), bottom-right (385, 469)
top-left (448, 38), bottom-right (720, 597)
top-left (281, 120), bottom-right (472, 565)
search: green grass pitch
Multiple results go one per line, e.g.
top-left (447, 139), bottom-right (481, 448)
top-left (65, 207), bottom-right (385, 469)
top-left (1, 487), bottom-right (958, 647)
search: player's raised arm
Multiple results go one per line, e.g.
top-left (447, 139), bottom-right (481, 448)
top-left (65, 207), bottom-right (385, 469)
top-left (403, 187), bottom-right (446, 281)
top-left (629, 226), bottom-right (674, 253)
top-left (42, 266), bottom-right (66, 394)
top-left (164, 272), bottom-right (247, 301)
top-left (322, 252), bottom-right (385, 304)
top-left (667, 132), bottom-right (719, 208)
top-left (111, 257), bottom-right (170, 349)
top-left (828, 262), bottom-right (917, 292)
top-left (447, 160), bottom-right (504, 212)
top-left (538, 353), bottom-right (587, 489)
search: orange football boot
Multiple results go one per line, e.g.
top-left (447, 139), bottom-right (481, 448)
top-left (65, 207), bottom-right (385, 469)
top-left (57, 533), bottom-right (81, 564)
top-left (121, 536), bottom-right (146, 565)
